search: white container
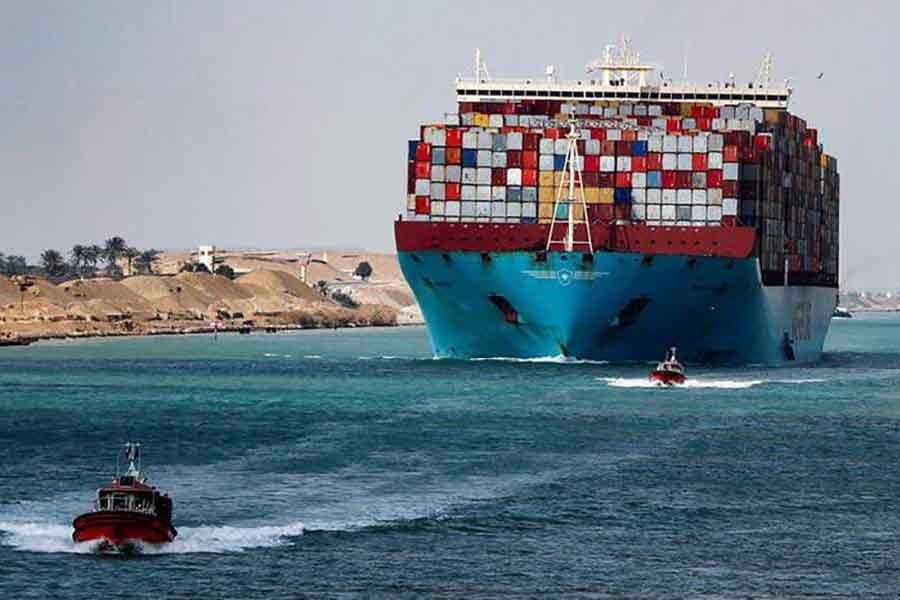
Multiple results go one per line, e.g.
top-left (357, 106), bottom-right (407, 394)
top-left (522, 203), bottom-right (537, 218)
top-left (648, 104), bottom-right (662, 117)
top-left (663, 135), bottom-right (678, 153)
top-left (722, 198), bottom-right (738, 216)
top-left (708, 134), bottom-right (724, 152)
top-left (461, 185), bottom-right (476, 200)
top-left (507, 168), bottom-right (522, 186)
top-left (735, 105), bottom-right (750, 120)
top-left (677, 136), bottom-right (693, 153)
top-left (491, 201), bottom-right (505, 216)
top-left (554, 139), bottom-right (568, 155)
top-left (492, 152), bottom-right (507, 168)
top-left (692, 189), bottom-right (707, 205)
top-left (461, 113), bottom-right (475, 127)
top-left (708, 152), bottom-right (723, 169)
top-left (492, 187), bottom-right (506, 201)
top-left (492, 135), bottom-right (507, 152)
top-left (682, 118), bottom-right (696, 130)
top-left (692, 172), bottom-right (706, 188)
top-left (489, 114), bottom-right (504, 128)
top-left (617, 156), bottom-right (631, 172)
top-left (504, 115), bottom-right (519, 127)
top-left (476, 186), bottom-right (491, 201)
top-left (693, 135), bottom-right (708, 153)
top-left (585, 139), bottom-right (600, 155)
top-left (632, 188), bottom-right (646, 203)
top-left (462, 168), bottom-right (476, 184)
top-left (604, 107), bottom-right (618, 117)
top-left (652, 118), bottom-right (667, 130)
top-left (462, 132), bottom-right (478, 149)
top-left (477, 167), bottom-right (491, 185)
top-left (431, 165), bottom-right (445, 182)
top-left (477, 150), bottom-right (492, 167)
top-left (707, 189), bottom-right (722, 206)
top-left (691, 205), bottom-right (707, 221)
top-left (721, 106), bottom-right (736, 120)
top-left (723, 163), bottom-right (739, 180)
top-left (539, 138), bottom-right (555, 154)
top-left (431, 182), bottom-right (445, 200)
top-left (476, 202), bottom-right (492, 217)
top-left (589, 105), bottom-right (603, 115)
top-left (662, 189), bottom-right (677, 204)
top-left (415, 179), bottom-right (430, 195)
top-left (460, 201), bottom-right (476, 216)
top-left (677, 154), bottom-right (693, 171)
top-left (676, 189), bottom-right (692, 205)
top-left (677, 206), bottom-right (692, 220)
top-left (632, 204), bottom-right (646, 220)
top-left (539, 155), bottom-right (555, 171)
top-left (506, 202), bottom-right (522, 217)
top-left (661, 204), bottom-right (676, 220)
top-left (634, 104), bottom-right (648, 117)
top-left (507, 132), bottom-right (523, 150)
top-left (477, 131), bottom-right (493, 149)
top-left (662, 153), bottom-right (677, 170)
top-left (632, 172), bottom-right (646, 188)
top-left (607, 129), bottom-right (622, 141)
top-left (646, 204), bottom-right (661, 219)
top-left (648, 135), bottom-right (663, 152)
top-left (446, 165), bottom-right (461, 183)
top-left (600, 156), bottom-right (616, 172)
top-left (431, 200), bottom-right (444, 215)
top-left (407, 194), bottom-right (416, 210)
top-left (707, 205), bottom-right (722, 221)
top-left (647, 188), bottom-right (662, 203)
top-left (619, 103), bottom-right (634, 116)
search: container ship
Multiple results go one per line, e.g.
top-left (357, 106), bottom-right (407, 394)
top-left (395, 40), bottom-right (839, 364)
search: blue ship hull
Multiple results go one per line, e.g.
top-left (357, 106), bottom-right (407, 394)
top-left (398, 250), bottom-right (836, 364)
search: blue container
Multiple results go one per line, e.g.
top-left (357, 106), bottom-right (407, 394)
top-left (523, 188), bottom-right (538, 203)
top-left (647, 171), bottom-right (662, 188)
top-left (521, 217), bottom-right (537, 224)
top-left (408, 141), bottom-right (418, 161)
top-left (462, 149), bottom-right (478, 168)
top-left (432, 148), bottom-right (446, 166)
top-left (631, 141), bottom-right (648, 156)
top-left (614, 188), bottom-right (632, 204)
top-left (553, 155), bottom-right (567, 170)
top-left (508, 187), bottom-right (522, 202)
top-left (492, 135), bottom-right (507, 152)
top-left (555, 204), bottom-right (569, 219)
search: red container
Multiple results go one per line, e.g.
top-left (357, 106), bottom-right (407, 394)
top-left (696, 117), bottom-right (712, 130)
top-left (722, 216), bottom-right (737, 227)
top-left (446, 129), bottom-right (462, 147)
top-left (446, 147), bottom-right (461, 165)
top-left (804, 129), bottom-right (818, 147)
top-left (707, 169), bottom-right (723, 187)
top-left (615, 172), bottom-right (632, 187)
top-left (416, 143), bottom-right (432, 162)
top-left (522, 169), bottom-right (538, 186)
top-left (408, 165), bottom-right (416, 194)
top-left (614, 204), bottom-right (630, 219)
top-left (522, 151), bottom-right (538, 169)
top-left (415, 196), bottom-right (431, 215)
top-left (692, 154), bottom-right (708, 170)
top-left (458, 102), bottom-right (474, 113)
top-left (753, 134), bottom-right (771, 150)
top-left (415, 162), bottom-right (431, 178)
top-left (584, 156), bottom-right (600, 172)
top-left (598, 173), bottom-right (614, 187)
top-left (601, 141), bottom-right (616, 156)
top-left (544, 128), bottom-right (562, 140)
top-left (647, 153), bottom-right (663, 170)
top-left (492, 168), bottom-right (507, 186)
top-left (577, 140), bottom-right (586, 155)
top-left (666, 118), bottom-right (682, 132)
top-left (631, 156), bottom-right (647, 172)
top-left (445, 182), bottom-right (461, 200)
top-left (662, 171), bottom-right (677, 188)
top-left (636, 116), bottom-right (653, 127)
top-left (676, 171), bottom-right (692, 188)
top-left (583, 172), bottom-right (599, 187)
top-left (590, 128), bottom-right (607, 141)
top-left (523, 133), bottom-right (540, 150)
top-left (616, 141), bottom-right (632, 156)
top-left (588, 204), bottom-right (614, 222)
top-left (739, 147), bottom-right (760, 163)
top-left (723, 145), bottom-right (739, 162)
top-left (507, 151), bottom-right (522, 168)
top-left (501, 102), bottom-right (516, 115)
top-left (622, 130), bottom-right (637, 142)
top-left (723, 181), bottom-right (739, 197)
top-left (724, 131), bottom-right (750, 147)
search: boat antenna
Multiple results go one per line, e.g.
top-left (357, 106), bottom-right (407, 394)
top-left (546, 113), bottom-right (593, 253)
top-left (124, 441), bottom-right (142, 480)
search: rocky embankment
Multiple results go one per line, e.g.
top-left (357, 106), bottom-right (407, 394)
top-left (0, 270), bottom-right (408, 345)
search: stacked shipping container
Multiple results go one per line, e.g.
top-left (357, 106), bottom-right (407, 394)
top-left (406, 100), bottom-right (838, 286)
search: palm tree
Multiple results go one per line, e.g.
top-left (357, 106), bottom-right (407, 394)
top-left (104, 237), bottom-right (127, 275)
top-left (85, 245), bottom-right (103, 276)
top-left (134, 249), bottom-right (160, 274)
top-left (40, 249), bottom-right (66, 277)
top-left (122, 246), bottom-right (140, 276)
top-left (5, 255), bottom-right (28, 275)
top-left (0, 252), bottom-right (6, 275)
top-left (70, 245), bottom-right (87, 278)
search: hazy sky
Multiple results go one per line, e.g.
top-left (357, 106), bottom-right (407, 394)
top-left (0, 1), bottom-right (896, 288)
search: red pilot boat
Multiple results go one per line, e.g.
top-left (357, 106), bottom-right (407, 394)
top-left (72, 442), bottom-right (177, 554)
top-left (649, 347), bottom-right (686, 386)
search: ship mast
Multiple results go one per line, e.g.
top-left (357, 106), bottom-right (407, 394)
top-left (546, 118), bottom-right (593, 253)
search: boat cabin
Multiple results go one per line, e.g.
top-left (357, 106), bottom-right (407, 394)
top-left (96, 478), bottom-right (173, 523)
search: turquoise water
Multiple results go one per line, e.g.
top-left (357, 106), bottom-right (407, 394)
top-left (1, 316), bottom-right (899, 598)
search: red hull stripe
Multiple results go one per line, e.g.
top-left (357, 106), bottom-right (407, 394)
top-left (72, 512), bottom-right (176, 544)
top-left (395, 220), bottom-right (755, 258)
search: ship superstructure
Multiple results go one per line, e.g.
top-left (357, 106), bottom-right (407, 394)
top-left (396, 40), bottom-right (839, 363)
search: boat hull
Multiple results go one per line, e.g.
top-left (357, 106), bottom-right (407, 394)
top-left (72, 511), bottom-right (177, 550)
top-left (650, 370), bottom-right (686, 386)
top-left (398, 250), bottom-right (836, 365)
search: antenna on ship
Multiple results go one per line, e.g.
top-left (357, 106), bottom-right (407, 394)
top-left (585, 35), bottom-right (654, 86)
top-left (474, 48), bottom-right (491, 82)
top-left (546, 116), bottom-right (593, 253)
top-left (756, 51), bottom-right (774, 88)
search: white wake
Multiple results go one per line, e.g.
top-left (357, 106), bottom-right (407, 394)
top-left (599, 377), bottom-right (826, 389)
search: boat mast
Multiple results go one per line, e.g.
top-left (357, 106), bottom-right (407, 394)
top-left (546, 117), bottom-right (593, 253)
top-left (123, 441), bottom-right (143, 481)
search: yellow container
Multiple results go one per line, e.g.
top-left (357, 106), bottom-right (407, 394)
top-left (573, 204), bottom-right (585, 221)
top-left (539, 171), bottom-right (555, 187)
top-left (680, 103), bottom-right (693, 117)
top-left (538, 202), bottom-right (555, 219)
top-left (608, 100), bottom-right (619, 108)
top-left (584, 187), bottom-right (601, 204)
top-left (765, 109), bottom-right (781, 124)
top-left (598, 188), bottom-right (614, 204)
top-left (474, 113), bottom-right (489, 127)
top-left (539, 187), bottom-right (556, 202)
top-left (554, 172), bottom-right (564, 186)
